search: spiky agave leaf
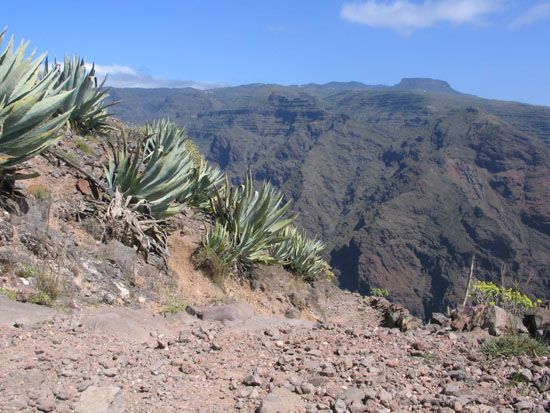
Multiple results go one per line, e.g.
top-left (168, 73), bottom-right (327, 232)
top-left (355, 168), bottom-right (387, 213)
top-left (208, 174), bottom-right (295, 267)
top-left (142, 119), bottom-right (225, 209)
top-left (104, 127), bottom-right (196, 218)
top-left (47, 55), bottom-right (116, 135)
top-left (202, 221), bottom-right (239, 267)
top-left (0, 29), bottom-right (73, 172)
top-left (181, 160), bottom-right (225, 209)
top-left (143, 118), bottom-right (187, 159)
top-left (270, 226), bottom-right (331, 280)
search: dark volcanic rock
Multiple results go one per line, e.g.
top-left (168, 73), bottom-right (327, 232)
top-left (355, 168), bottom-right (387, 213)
top-left (110, 84), bottom-right (550, 317)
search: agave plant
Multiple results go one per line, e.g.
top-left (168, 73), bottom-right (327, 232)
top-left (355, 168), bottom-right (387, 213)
top-left (104, 128), bottom-right (195, 218)
top-left (46, 55), bottom-right (115, 134)
top-left (208, 174), bottom-right (295, 267)
top-left (0, 29), bottom-right (73, 177)
top-left (270, 226), bottom-right (331, 280)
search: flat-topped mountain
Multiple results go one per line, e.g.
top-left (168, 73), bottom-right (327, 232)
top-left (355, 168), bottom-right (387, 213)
top-left (109, 82), bottom-right (550, 317)
top-left (392, 78), bottom-right (462, 95)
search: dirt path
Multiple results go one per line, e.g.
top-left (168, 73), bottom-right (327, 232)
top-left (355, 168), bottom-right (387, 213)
top-left (0, 293), bottom-right (548, 413)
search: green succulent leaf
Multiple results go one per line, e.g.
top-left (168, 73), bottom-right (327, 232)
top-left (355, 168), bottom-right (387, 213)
top-left (44, 55), bottom-right (117, 135)
top-left (207, 173), bottom-right (295, 268)
top-left (0, 29), bottom-right (74, 174)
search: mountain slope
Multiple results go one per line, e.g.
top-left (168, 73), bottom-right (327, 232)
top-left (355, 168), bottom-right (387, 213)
top-left (109, 81), bottom-right (550, 317)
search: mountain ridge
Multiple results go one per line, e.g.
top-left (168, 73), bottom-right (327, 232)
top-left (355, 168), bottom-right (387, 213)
top-left (108, 82), bottom-right (550, 317)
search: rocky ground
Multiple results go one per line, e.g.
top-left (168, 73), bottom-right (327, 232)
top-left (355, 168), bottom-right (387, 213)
top-left (0, 290), bottom-right (548, 413)
top-left (0, 133), bottom-right (548, 412)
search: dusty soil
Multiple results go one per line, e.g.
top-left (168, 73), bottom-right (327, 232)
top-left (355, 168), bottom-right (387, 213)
top-left (0, 133), bottom-right (548, 413)
top-left (0, 291), bottom-right (548, 413)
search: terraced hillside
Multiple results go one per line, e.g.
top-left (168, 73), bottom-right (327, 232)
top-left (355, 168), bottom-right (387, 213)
top-left (109, 79), bottom-right (550, 317)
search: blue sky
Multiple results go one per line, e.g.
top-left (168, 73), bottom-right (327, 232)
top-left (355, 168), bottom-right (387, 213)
top-left (3, 1), bottom-right (550, 105)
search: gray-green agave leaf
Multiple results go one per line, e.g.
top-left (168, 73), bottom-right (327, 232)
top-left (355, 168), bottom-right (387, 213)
top-left (0, 29), bottom-right (73, 173)
top-left (208, 174), bottom-right (295, 267)
top-left (46, 55), bottom-right (116, 135)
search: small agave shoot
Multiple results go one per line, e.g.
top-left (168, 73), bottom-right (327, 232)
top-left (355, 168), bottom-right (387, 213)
top-left (45, 55), bottom-right (117, 135)
top-left (0, 29), bottom-right (73, 182)
top-left (206, 175), bottom-right (295, 270)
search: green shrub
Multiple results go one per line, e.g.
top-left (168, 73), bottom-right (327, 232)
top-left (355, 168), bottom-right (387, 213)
top-left (74, 137), bottom-right (93, 154)
top-left (195, 230), bottom-right (233, 284)
top-left (471, 281), bottom-right (541, 314)
top-left (27, 184), bottom-right (51, 201)
top-left (161, 296), bottom-right (187, 315)
top-left (0, 287), bottom-right (16, 301)
top-left (33, 269), bottom-right (60, 305)
top-left (16, 264), bottom-right (40, 278)
top-left (371, 287), bottom-right (390, 297)
top-left (29, 291), bottom-right (54, 306)
top-left (0, 29), bottom-right (73, 177)
top-left (482, 335), bottom-right (549, 358)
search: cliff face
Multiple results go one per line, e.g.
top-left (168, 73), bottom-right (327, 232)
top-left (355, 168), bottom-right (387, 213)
top-left (109, 83), bottom-right (550, 318)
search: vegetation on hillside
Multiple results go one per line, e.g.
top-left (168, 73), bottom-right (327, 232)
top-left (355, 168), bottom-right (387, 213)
top-left (108, 78), bottom-right (550, 317)
top-left (0, 28), bottom-right (330, 283)
top-left (470, 281), bottom-right (542, 314)
top-left (483, 334), bottom-right (549, 359)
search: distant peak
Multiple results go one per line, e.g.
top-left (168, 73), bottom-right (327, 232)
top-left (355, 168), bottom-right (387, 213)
top-left (393, 78), bottom-right (460, 95)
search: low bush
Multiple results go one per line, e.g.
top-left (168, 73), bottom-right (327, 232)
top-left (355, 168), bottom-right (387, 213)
top-left (471, 281), bottom-right (541, 315)
top-left (16, 264), bottom-right (40, 278)
top-left (161, 296), bottom-right (188, 315)
top-left (0, 287), bottom-right (16, 301)
top-left (74, 137), bottom-right (94, 155)
top-left (195, 228), bottom-right (233, 284)
top-left (371, 287), bottom-right (390, 297)
top-left (33, 269), bottom-right (60, 305)
top-left (27, 185), bottom-right (51, 201)
top-left (482, 334), bottom-right (549, 358)
top-left (29, 291), bottom-right (54, 306)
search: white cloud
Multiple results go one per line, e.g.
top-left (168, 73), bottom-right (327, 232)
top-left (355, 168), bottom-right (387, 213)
top-left (340, 0), bottom-right (504, 34)
top-left (84, 63), bottom-right (223, 89)
top-left (510, 2), bottom-right (550, 28)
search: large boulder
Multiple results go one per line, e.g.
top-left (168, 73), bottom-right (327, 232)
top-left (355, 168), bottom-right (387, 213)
top-left (481, 305), bottom-right (529, 336)
top-left (450, 305), bottom-right (529, 336)
top-left (369, 297), bottom-right (422, 332)
top-left (523, 307), bottom-right (550, 343)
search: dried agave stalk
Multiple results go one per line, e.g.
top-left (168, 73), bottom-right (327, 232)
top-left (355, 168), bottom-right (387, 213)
top-left (102, 188), bottom-right (168, 267)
